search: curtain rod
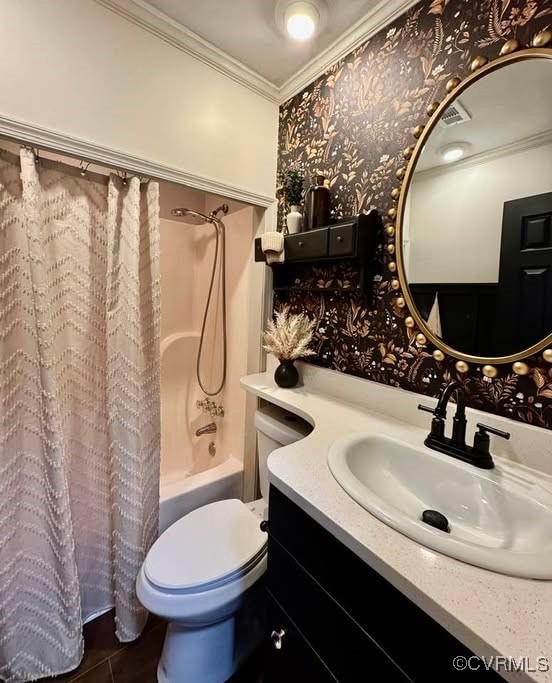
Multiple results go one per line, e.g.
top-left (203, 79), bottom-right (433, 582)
top-left (20, 143), bottom-right (152, 184)
top-left (0, 133), bottom-right (152, 183)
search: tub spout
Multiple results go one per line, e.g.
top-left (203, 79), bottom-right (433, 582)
top-left (195, 422), bottom-right (217, 437)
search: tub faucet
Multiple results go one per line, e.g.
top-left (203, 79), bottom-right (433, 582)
top-left (196, 422), bottom-right (216, 437)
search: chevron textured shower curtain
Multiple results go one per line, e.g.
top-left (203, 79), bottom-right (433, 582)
top-left (0, 148), bottom-right (161, 682)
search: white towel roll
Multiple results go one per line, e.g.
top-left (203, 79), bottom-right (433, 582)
top-left (261, 231), bottom-right (285, 264)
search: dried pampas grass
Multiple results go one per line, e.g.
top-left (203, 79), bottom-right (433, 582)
top-left (263, 306), bottom-right (316, 361)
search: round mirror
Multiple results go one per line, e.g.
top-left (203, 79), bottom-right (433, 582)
top-left (398, 52), bottom-right (552, 362)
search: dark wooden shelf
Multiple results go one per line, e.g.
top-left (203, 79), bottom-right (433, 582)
top-left (255, 210), bottom-right (382, 297)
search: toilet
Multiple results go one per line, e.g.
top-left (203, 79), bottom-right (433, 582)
top-left (136, 404), bottom-right (311, 683)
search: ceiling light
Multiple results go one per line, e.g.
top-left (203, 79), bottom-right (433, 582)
top-left (285, 2), bottom-right (319, 41)
top-left (440, 143), bottom-right (469, 163)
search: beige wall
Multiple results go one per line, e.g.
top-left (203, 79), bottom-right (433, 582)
top-left (0, 0), bottom-right (278, 201)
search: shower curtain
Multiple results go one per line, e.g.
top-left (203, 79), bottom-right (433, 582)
top-left (0, 148), bottom-right (161, 682)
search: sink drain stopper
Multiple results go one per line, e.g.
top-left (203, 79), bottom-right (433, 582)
top-left (421, 509), bottom-right (450, 533)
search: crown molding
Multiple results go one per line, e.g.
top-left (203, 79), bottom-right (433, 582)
top-left (94, 0), bottom-right (419, 105)
top-left (94, 0), bottom-right (280, 102)
top-left (278, 0), bottom-right (420, 102)
top-left (0, 114), bottom-right (275, 208)
top-left (413, 130), bottom-right (552, 181)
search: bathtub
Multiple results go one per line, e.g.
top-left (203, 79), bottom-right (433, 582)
top-left (159, 332), bottom-right (243, 533)
top-left (159, 457), bottom-right (243, 533)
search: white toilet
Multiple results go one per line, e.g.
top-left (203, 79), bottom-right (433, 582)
top-left (136, 404), bottom-right (311, 683)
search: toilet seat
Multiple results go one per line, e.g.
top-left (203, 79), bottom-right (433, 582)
top-left (144, 499), bottom-right (267, 593)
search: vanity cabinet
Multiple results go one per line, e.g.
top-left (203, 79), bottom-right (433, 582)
top-left (265, 486), bottom-right (502, 682)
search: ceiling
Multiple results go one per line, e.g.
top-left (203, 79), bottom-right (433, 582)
top-left (143, 0), bottom-right (382, 86)
top-left (416, 59), bottom-right (552, 172)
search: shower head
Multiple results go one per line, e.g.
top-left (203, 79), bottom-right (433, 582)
top-left (171, 203), bottom-right (229, 225)
top-left (171, 208), bottom-right (211, 225)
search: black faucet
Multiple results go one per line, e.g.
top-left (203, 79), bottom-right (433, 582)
top-left (418, 381), bottom-right (510, 469)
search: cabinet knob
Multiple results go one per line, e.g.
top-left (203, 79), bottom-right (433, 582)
top-left (271, 628), bottom-right (286, 650)
top-left (260, 520), bottom-right (269, 533)
top-left (298, 241), bottom-right (304, 247)
top-left (336, 235), bottom-right (343, 242)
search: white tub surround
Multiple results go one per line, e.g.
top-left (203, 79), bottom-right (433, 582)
top-left (159, 457), bottom-right (243, 533)
top-left (241, 360), bottom-right (552, 683)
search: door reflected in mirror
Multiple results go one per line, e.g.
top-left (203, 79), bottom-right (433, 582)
top-left (402, 56), bottom-right (552, 359)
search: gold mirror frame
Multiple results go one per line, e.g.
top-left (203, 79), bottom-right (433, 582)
top-left (393, 37), bottom-right (552, 376)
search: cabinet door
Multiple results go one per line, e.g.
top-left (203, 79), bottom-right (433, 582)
top-left (268, 537), bottom-right (411, 682)
top-left (265, 593), bottom-right (337, 683)
top-left (268, 486), bottom-right (502, 682)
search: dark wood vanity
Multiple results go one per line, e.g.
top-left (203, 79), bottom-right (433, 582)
top-left (264, 485), bottom-right (502, 682)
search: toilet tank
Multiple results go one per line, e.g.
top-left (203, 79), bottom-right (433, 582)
top-left (254, 404), bottom-right (312, 501)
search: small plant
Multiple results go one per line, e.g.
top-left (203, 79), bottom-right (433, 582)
top-left (263, 306), bottom-right (316, 361)
top-left (281, 167), bottom-right (305, 207)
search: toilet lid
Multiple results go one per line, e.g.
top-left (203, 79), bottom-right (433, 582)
top-left (144, 499), bottom-right (267, 591)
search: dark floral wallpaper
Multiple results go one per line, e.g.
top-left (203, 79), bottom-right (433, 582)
top-left (276, 0), bottom-right (552, 429)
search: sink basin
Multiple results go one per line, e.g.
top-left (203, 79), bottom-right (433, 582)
top-left (328, 433), bottom-right (552, 579)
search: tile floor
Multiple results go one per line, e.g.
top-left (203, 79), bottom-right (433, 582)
top-left (40, 611), bottom-right (164, 682)
top-left (39, 610), bottom-right (264, 682)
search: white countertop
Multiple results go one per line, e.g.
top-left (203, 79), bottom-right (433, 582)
top-left (241, 364), bottom-right (552, 683)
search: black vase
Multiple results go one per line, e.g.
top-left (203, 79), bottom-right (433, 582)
top-left (274, 360), bottom-right (299, 388)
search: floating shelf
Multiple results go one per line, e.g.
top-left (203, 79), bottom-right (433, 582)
top-left (255, 210), bottom-right (382, 297)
